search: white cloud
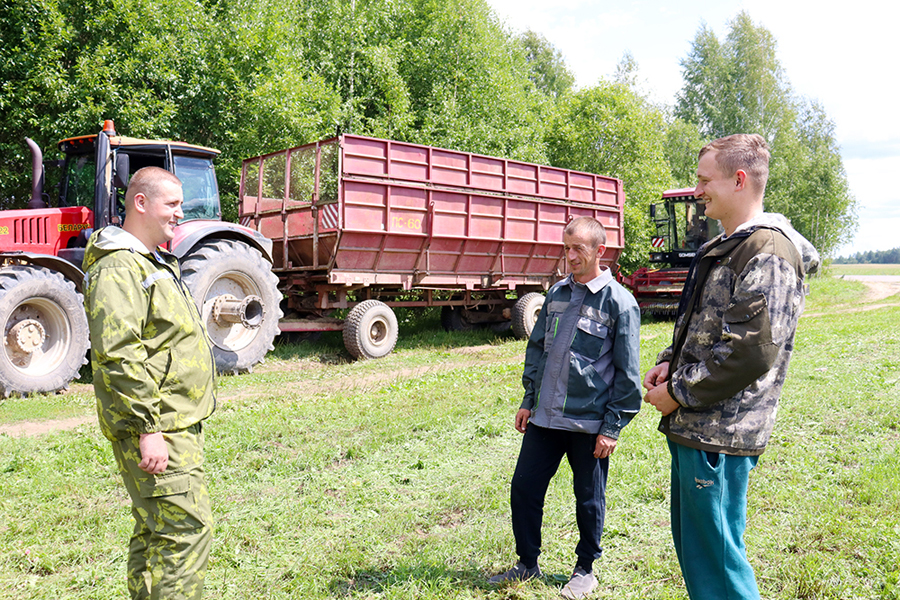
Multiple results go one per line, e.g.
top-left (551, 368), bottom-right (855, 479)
top-left (839, 157), bottom-right (900, 255)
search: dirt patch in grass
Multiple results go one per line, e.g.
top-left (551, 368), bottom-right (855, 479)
top-left (0, 415), bottom-right (95, 438)
top-left (804, 276), bottom-right (900, 318)
top-left (1, 345), bottom-right (523, 438)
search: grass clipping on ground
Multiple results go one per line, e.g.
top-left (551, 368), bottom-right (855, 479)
top-left (1, 277), bottom-right (899, 600)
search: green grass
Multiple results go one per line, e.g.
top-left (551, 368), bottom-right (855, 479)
top-left (826, 263), bottom-right (900, 276)
top-left (2, 284), bottom-right (899, 599)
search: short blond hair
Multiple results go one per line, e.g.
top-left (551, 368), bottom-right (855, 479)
top-left (564, 216), bottom-right (607, 248)
top-left (125, 167), bottom-right (182, 212)
top-left (699, 134), bottom-right (770, 193)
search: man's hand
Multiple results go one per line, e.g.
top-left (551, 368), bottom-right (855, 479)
top-left (138, 432), bottom-right (169, 474)
top-left (594, 434), bottom-right (617, 459)
top-left (644, 384), bottom-right (681, 416)
top-left (515, 408), bottom-right (531, 434)
top-left (643, 361), bottom-right (670, 391)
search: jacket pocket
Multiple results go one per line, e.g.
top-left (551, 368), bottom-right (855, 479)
top-left (566, 317), bottom-right (612, 419)
top-left (723, 293), bottom-right (773, 347)
top-left (574, 316), bottom-right (609, 358)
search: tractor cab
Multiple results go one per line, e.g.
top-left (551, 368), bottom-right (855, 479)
top-left (49, 120), bottom-right (221, 267)
top-left (58, 120), bottom-right (221, 224)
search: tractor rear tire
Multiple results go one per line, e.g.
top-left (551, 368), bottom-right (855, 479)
top-left (511, 292), bottom-right (544, 340)
top-left (343, 300), bottom-right (398, 360)
top-left (180, 240), bottom-right (282, 374)
top-left (0, 266), bottom-right (89, 397)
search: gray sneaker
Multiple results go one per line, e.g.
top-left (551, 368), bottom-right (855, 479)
top-left (560, 566), bottom-right (598, 599)
top-left (488, 561), bottom-right (541, 584)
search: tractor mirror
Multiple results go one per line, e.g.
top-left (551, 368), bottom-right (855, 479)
top-left (114, 154), bottom-right (130, 189)
top-left (649, 204), bottom-right (656, 218)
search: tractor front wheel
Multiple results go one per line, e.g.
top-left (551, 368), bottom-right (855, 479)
top-left (0, 266), bottom-right (89, 397)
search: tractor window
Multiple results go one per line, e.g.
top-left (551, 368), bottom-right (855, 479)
top-left (174, 155), bottom-right (220, 221)
top-left (672, 201), bottom-right (718, 250)
top-left (62, 155), bottom-right (96, 208)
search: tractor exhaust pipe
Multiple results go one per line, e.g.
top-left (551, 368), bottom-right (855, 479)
top-left (25, 138), bottom-right (48, 209)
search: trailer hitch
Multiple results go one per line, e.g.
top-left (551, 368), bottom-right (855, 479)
top-left (211, 294), bottom-right (264, 329)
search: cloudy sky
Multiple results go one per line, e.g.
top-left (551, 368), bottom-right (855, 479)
top-left (486, 0), bottom-right (899, 256)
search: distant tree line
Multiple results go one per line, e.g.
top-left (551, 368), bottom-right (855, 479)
top-left (833, 248), bottom-right (900, 264)
top-left (0, 1), bottom-right (856, 267)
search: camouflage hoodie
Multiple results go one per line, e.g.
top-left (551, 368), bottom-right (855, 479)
top-left (84, 227), bottom-right (216, 442)
top-left (657, 213), bottom-right (819, 456)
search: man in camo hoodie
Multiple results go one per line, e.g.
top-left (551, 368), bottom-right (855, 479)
top-left (84, 167), bottom-right (216, 600)
top-left (643, 134), bottom-right (819, 600)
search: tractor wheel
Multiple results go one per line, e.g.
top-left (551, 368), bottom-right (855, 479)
top-left (343, 300), bottom-right (398, 360)
top-left (0, 266), bottom-right (89, 397)
top-left (511, 292), bottom-right (544, 340)
top-left (180, 240), bottom-right (282, 374)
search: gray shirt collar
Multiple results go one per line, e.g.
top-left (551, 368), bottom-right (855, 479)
top-left (564, 268), bottom-right (613, 294)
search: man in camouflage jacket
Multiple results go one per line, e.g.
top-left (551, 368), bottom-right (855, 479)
top-left (84, 167), bottom-right (216, 600)
top-left (643, 134), bottom-right (819, 600)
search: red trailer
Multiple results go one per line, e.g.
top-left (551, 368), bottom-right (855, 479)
top-left (240, 135), bottom-right (626, 358)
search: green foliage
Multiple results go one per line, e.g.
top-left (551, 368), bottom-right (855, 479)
top-left (1, 1), bottom-right (858, 264)
top-left (517, 30), bottom-right (576, 99)
top-left (0, 0), bottom-right (550, 215)
top-left (546, 81), bottom-right (675, 272)
top-left (664, 117), bottom-right (706, 188)
top-left (675, 12), bottom-right (857, 257)
top-left (397, 0), bottom-right (549, 162)
top-left (835, 247), bottom-right (900, 264)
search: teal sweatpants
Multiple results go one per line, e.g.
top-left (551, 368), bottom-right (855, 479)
top-left (668, 439), bottom-right (760, 600)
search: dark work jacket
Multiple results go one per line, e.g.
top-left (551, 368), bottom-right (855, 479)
top-left (522, 270), bottom-right (642, 439)
top-left (656, 213), bottom-right (819, 455)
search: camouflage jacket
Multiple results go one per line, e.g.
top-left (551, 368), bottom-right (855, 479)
top-left (522, 270), bottom-right (642, 439)
top-left (657, 213), bottom-right (819, 456)
top-left (84, 227), bottom-right (216, 442)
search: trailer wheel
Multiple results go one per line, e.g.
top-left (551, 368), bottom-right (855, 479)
top-left (440, 306), bottom-right (474, 332)
top-left (0, 266), bottom-right (89, 397)
top-left (180, 239), bottom-right (282, 374)
top-left (512, 293), bottom-right (544, 340)
top-left (343, 300), bottom-right (398, 360)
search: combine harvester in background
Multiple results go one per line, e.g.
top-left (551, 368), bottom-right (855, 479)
top-left (619, 187), bottom-right (721, 317)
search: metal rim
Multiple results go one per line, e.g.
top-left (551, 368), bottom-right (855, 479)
top-left (3, 297), bottom-right (72, 376)
top-left (367, 316), bottom-right (389, 348)
top-left (201, 270), bottom-right (263, 352)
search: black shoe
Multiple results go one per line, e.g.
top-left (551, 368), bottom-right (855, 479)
top-left (488, 561), bottom-right (542, 584)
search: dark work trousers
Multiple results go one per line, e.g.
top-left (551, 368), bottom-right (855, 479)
top-left (510, 423), bottom-right (609, 569)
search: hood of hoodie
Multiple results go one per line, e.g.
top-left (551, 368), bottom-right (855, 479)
top-left (729, 212), bottom-right (821, 275)
top-left (83, 227), bottom-right (156, 273)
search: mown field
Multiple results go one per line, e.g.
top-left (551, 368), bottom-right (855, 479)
top-left (827, 263), bottom-right (900, 276)
top-left (1, 270), bottom-right (899, 600)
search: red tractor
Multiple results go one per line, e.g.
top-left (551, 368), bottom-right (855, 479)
top-left (620, 187), bottom-right (721, 316)
top-left (0, 120), bottom-right (282, 397)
